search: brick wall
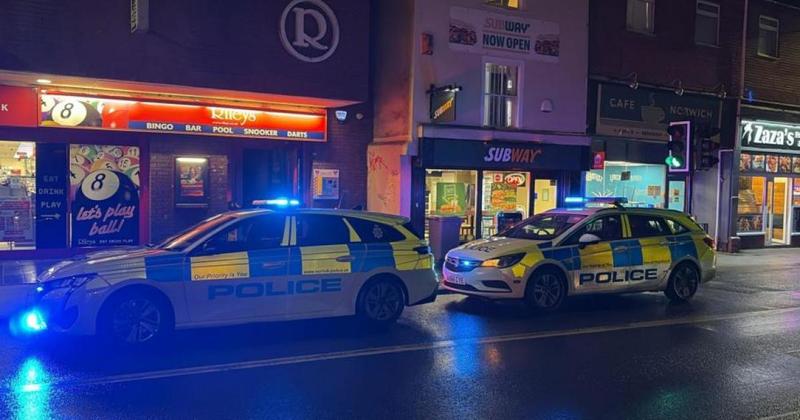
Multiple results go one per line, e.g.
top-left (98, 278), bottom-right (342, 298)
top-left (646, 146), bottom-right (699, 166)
top-left (744, 0), bottom-right (800, 105)
top-left (148, 139), bottom-right (231, 242)
top-left (306, 104), bottom-right (373, 210)
top-left (590, 0), bottom-right (746, 92)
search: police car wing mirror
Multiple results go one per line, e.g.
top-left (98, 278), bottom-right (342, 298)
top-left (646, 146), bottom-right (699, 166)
top-left (578, 233), bottom-right (602, 248)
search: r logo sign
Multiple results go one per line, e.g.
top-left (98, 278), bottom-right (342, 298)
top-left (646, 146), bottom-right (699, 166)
top-left (280, 0), bottom-right (340, 63)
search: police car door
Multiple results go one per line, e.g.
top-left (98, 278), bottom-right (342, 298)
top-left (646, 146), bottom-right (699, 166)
top-left (622, 214), bottom-right (673, 289)
top-left (285, 214), bottom-right (359, 318)
top-left (185, 214), bottom-right (290, 323)
top-left (562, 214), bottom-right (624, 293)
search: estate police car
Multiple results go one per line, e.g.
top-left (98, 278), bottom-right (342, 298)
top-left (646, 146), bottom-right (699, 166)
top-left (20, 207), bottom-right (438, 345)
top-left (442, 202), bottom-right (716, 310)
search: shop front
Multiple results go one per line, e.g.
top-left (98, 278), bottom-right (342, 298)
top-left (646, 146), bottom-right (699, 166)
top-left (0, 83), bottom-right (358, 259)
top-left (589, 82), bottom-right (722, 213)
top-left (417, 138), bottom-right (589, 241)
top-left (735, 119), bottom-right (800, 248)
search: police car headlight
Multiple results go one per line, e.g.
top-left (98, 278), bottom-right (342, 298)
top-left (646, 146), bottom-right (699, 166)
top-left (38, 273), bottom-right (99, 293)
top-left (481, 253), bottom-right (525, 268)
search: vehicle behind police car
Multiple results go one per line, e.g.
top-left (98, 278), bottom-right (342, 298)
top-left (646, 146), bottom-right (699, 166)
top-left (442, 206), bottom-right (716, 311)
top-left (26, 208), bottom-right (438, 345)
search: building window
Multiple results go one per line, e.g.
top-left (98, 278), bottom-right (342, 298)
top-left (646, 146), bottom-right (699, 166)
top-left (481, 171), bottom-right (530, 237)
top-left (424, 169), bottom-right (477, 242)
top-left (0, 141), bottom-right (36, 250)
top-left (485, 0), bottom-right (520, 9)
top-left (584, 161), bottom-right (666, 208)
top-left (627, 0), bottom-right (655, 34)
top-left (695, 1), bottom-right (719, 46)
top-left (758, 16), bottom-right (779, 58)
top-left (483, 63), bottom-right (519, 129)
top-left (737, 175), bottom-right (765, 233)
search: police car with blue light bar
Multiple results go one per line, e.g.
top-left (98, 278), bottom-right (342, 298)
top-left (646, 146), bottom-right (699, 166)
top-left (20, 204), bottom-right (438, 345)
top-left (442, 198), bottom-right (716, 310)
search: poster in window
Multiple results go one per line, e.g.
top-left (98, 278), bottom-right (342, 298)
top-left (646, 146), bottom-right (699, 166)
top-left (739, 153), bottom-right (752, 171)
top-left (175, 157), bottom-right (209, 207)
top-left (766, 155), bottom-right (779, 173)
top-left (435, 182), bottom-right (467, 215)
top-left (69, 145), bottom-right (140, 247)
top-left (752, 154), bottom-right (765, 171)
top-left (793, 157), bottom-right (800, 174)
top-left (490, 182), bottom-right (517, 211)
top-left (779, 156), bottom-right (792, 174)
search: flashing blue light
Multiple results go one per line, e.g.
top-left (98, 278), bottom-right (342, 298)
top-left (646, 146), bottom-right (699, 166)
top-left (564, 197), bottom-right (586, 204)
top-left (35, 286), bottom-right (44, 293)
top-left (253, 198), bottom-right (301, 207)
top-left (22, 310), bottom-right (47, 333)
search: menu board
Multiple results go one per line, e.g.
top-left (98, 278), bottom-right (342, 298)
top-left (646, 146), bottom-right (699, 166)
top-left (175, 157), bottom-right (209, 207)
top-left (740, 152), bottom-right (800, 174)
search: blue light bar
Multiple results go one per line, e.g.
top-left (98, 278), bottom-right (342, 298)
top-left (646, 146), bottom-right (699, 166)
top-left (252, 198), bottom-right (301, 207)
top-left (564, 196), bottom-right (586, 204)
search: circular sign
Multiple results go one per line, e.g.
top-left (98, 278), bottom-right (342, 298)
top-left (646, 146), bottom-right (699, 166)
top-left (80, 169), bottom-right (120, 202)
top-left (280, 0), bottom-right (340, 63)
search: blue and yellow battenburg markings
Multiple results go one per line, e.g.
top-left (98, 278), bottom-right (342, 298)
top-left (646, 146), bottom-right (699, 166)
top-left (511, 234), bottom-right (703, 278)
top-left (141, 241), bottom-right (431, 283)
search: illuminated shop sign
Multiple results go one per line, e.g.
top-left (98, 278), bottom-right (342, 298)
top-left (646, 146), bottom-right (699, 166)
top-left (740, 120), bottom-right (800, 154)
top-left (40, 94), bottom-right (327, 142)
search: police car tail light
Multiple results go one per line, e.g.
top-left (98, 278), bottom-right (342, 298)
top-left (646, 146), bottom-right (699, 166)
top-left (481, 253), bottom-right (525, 268)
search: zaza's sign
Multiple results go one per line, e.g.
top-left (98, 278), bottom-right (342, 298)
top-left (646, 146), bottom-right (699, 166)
top-left (40, 94), bottom-right (327, 142)
top-left (741, 120), bottom-right (800, 154)
top-left (280, 0), bottom-right (340, 63)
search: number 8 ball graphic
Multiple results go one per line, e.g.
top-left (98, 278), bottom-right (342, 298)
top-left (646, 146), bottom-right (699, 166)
top-left (77, 169), bottom-right (137, 203)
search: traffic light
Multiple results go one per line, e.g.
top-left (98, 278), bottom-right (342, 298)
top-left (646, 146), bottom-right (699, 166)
top-left (695, 125), bottom-right (721, 170)
top-left (666, 121), bottom-right (691, 172)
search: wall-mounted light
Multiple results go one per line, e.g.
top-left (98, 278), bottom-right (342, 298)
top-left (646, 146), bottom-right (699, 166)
top-left (625, 72), bottom-right (639, 90)
top-left (35, 79), bottom-right (52, 84)
top-left (716, 83), bottom-right (727, 98)
top-left (540, 98), bottom-right (554, 113)
top-left (672, 79), bottom-right (684, 96)
top-left (335, 110), bottom-right (348, 123)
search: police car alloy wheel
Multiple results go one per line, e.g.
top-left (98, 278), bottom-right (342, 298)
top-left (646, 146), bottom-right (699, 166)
top-left (101, 290), bottom-right (173, 345)
top-left (357, 278), bottom-right (406, 325)
top-left (665, 263), bottom-right (700, 302)
top-left (525, 269), bottom-right (566, 311)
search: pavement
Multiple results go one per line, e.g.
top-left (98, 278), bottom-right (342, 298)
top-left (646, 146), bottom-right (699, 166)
top-left (0, 248), bottom-right (799, 419)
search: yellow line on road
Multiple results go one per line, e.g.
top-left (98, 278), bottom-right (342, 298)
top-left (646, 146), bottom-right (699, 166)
top-left (48, 306), bottom-right (800, 389)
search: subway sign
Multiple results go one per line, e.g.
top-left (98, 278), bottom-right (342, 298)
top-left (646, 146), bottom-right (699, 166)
top-left (40, 94), bottom-right (326, 142)
top-left (740, 120), bottom-right (800, 154)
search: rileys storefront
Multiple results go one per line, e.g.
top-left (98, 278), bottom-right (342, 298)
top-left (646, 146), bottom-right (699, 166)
top-left (735, 119), bottom-right (800, 248)
top-left (417, 138), bottom-right (589, 241)
top-left (0, 84), bottom-right (343, 258)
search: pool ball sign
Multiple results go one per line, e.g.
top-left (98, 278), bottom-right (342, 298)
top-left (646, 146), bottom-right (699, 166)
top-left (40, 94), bottom-right (327, 142)
top-left (72, 168), bottom-right (139, 247)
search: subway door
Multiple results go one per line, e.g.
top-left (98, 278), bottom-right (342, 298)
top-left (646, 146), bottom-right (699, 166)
top-left (285, 215), bottom-right (360, 318)
top-left (186, 215), bottom-right (290, 323)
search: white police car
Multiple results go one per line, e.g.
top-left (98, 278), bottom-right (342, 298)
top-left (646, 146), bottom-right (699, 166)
top-left (442, 203), bottom-right (716, 310)
top-left (21, 207), bottom-right (437, 345)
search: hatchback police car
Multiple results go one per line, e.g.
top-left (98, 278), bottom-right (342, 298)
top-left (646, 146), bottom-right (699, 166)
top-left (442, 204), bottom-right (716, 310)
top-left (26, 208), bottom-right (437, 345)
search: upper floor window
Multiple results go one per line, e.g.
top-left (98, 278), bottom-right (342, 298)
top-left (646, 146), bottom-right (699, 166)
top-left (695, 1), bottom-right (720, 46)
top-left (483, 62), bottom-right (519, 129)
top-left (627, 0), bottom-right (655, 34)
top-left (758, 16), bottom-right (779, 58)
top-left (485, 0), bottom-right (520, 9)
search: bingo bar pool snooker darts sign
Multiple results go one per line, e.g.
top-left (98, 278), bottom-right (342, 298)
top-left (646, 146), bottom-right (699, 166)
top-left (40, 94), bottom-right (327, 141)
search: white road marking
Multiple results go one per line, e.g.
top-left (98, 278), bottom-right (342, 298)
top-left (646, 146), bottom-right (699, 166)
top-left (756, 410), bottom-right (800, 420)
top-left (31, 306), bottom-right (800, 389)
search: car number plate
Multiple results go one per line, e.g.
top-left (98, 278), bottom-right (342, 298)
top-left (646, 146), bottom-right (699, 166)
top-left (448, 273), bottom-right (466, 285)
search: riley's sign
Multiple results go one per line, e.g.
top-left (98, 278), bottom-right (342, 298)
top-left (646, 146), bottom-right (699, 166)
top-left (280, 0), bottom-right (340, 63)
top-left (740, 120), bottom-right (800, 154)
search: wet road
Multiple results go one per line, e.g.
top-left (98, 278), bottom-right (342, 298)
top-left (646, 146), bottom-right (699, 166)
top-left (1, 249), bottom-right (800, 419)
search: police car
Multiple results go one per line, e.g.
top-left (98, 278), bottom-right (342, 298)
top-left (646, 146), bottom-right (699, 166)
top-left (442, 200), bottom-right (716, 310)
top-left (21, 205), bottom-right (437, 345)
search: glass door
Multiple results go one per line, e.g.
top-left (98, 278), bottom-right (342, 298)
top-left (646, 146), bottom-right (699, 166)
top-left (480, 171), bottom-right (530, 237)
top-left (533, 179), bottom-right (557, 214)
top-left (766, 177), bottom-right (789, 245)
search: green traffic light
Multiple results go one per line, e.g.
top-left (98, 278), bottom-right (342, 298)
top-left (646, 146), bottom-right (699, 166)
top-left (665, 155), bottom-right (684, 168)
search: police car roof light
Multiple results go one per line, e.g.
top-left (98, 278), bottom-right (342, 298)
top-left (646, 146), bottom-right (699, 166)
top-left (252, 198), bottom-right (301, 208)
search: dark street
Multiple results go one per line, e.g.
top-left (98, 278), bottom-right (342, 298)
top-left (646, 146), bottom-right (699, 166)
top-left (1, 249), bottom-right (799, 420)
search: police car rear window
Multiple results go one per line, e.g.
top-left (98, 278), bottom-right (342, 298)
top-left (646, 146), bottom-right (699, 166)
top-left (665, 218), bottom-right (690, 234)
top-left (295, 215), bottom-right (350, 246)
top-left (628, 215), bottom-right (671, 238)
top-left (346, 218), bottom-right (406, 243)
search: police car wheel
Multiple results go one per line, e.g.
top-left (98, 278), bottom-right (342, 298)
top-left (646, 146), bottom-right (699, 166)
top-left (524, 269), bottom-right (566, 311)
top-left (357, 278), bottom-right (406, 326)
top-left (665, 263), bottom-right (700, 302)
top-left (101, 290), bottom-right (173, 346)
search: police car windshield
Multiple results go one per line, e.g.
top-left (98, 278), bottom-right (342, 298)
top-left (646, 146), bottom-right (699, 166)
top-left (157, 214), bottom-right (237, 251)
top-left (500, 213), bottom-right (586, 240)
